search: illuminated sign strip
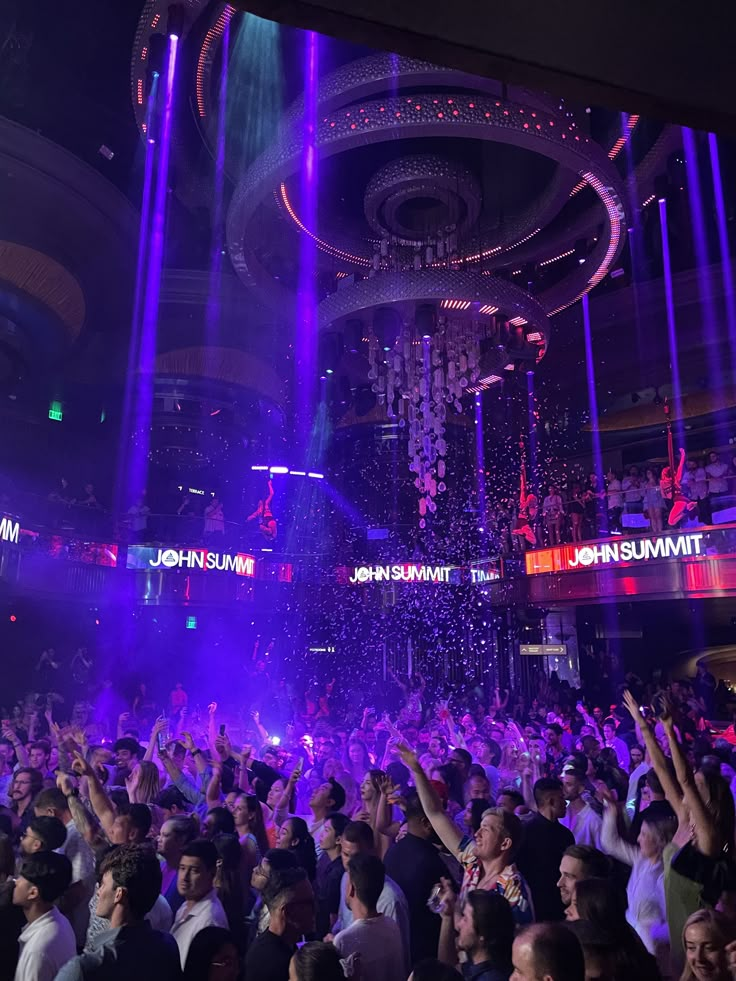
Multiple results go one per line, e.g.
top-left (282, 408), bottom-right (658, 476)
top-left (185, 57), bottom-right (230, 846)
top-left (128, 546), bottom-right (256, 577)
top-left (0, 516), bottom-right (19, 545)
top-left (526, 531), bottom-right (706, 575)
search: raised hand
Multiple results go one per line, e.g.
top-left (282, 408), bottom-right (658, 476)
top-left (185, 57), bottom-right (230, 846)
top-left (125, 763), bottom-right (141, 797)
top-left (180, 730), bottom-right (196, 753)
top-left (396, 740), bottom-right (420, 773)
top-left (208, 701), bottom-right (218, 716)
top-left (622, 690), bottom-right (646, 725)
top-left (437, 876), bottom-right (457, 918)
top-left (56, 771), bottom-right (76, 797)
top-left (71, 749), bottom-right (93, 778)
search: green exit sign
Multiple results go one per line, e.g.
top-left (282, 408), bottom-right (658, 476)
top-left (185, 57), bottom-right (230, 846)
top-left (185, 615), bottom-right (197, 630)
top-left (48, 400), bottom-right (63, 422)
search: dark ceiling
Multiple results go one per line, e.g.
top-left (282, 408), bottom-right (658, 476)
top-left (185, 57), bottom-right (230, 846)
top-left (235, 0), bottom-right (736, 135)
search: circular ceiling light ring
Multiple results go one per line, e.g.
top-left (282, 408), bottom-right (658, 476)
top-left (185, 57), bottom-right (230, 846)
top-left (363, 154), bottom-right (482, 244)
top-left (227, 92), bottom-right (627, 316)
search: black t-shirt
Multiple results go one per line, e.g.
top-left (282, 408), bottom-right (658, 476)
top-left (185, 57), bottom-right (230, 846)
top-left (244, 930), bottom-right (295, 981)
top-left (315, 854), bottom-right (344, 938)
top-left (384, 831), bottom-right (449, 966)
top-left (515, 812), bottom-right (574, 922)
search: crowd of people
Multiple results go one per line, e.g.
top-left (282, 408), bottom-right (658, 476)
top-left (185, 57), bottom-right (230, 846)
top-left (487, 451), bottom-right (736, 552)
top-left (2, 660), bottom-right (736, 980)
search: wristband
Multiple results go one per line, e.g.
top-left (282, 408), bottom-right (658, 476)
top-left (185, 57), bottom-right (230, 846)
top-left (65, 787), bottom-right (80, 798)
top-left (192, 748), bottom-right (202, 756)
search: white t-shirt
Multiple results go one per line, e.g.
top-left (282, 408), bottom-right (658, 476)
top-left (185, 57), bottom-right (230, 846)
top-left (561, 802), bottom-right (603, 849)
top-left (334, 872), bottom-right (410, 964)
top-left (15, 906), bottom-right (77, 981)
top-left (334, 914), bottom-right (406, 981)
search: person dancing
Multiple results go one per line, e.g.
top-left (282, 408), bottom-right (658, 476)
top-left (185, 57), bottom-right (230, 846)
top-left (660, 404), bottom-right (697, 528)
top-left (512, 442), bottom-right (538, 549)
top-left (247, 479), bottom-right (277, 541)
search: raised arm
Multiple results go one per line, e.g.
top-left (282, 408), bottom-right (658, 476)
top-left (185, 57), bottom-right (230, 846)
top-left (398, 743), bottom-right (463, 858)
top-left (144, 718), bottom-right (167, 763)
top-left (273, 757), bottom-right (302, 827)
top-left (661, 710), bottom-right (721, 856)
top-left (2, 724), bottom-right (28, 767)
top-left (72, 751), bottom-right (116, 838)
top-left (600, 798), bottom-right (638, 867)
top-left (675, 448), bottom-right (686, 486)
top-left (622, 691), bottom-right (686, 825)
top-left (206, 758), bottom-right (223, 810)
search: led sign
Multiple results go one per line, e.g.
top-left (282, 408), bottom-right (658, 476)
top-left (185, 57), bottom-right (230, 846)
top-left (346, 564), bottom-right (455, 584)
top-left (527, 531), bottom-right (705, 575)
top-left (127, 546), bottom-right (255, 577)
top-left (0, 516), bottom-right (19, 544)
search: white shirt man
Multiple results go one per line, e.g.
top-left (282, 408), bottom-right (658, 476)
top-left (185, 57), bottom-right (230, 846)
top-left (13, 852), bottom-right (77, 981)
top-left (170, 844), bottom-right (229, 967)
top-left (334, 853), bottom-right (406, 981)
top-left (15, 906), bottom-right (77, 981)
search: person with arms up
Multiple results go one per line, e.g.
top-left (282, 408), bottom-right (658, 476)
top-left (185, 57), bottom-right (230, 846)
top-left (12, 851), bottom-right (76, 981)
top-left (55, 844), bottom-right (181, 980)
top-left (333, 853), bottom-right (406, 981)
top-left (170, 839), bottom-right (228, 968)
top-left (245, 867), bottom-right (315, 981)
top-left (399, 743), bottom-right (532, 926)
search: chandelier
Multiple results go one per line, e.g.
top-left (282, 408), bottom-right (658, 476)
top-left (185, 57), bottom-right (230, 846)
top-left (367, 315), bottom-right (483, 524)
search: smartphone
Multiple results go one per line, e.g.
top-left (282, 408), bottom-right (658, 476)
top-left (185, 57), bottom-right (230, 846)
top-left (157, 729), bottom-right (166, 752)
top-left (219, 724), bottom-right (226, 737)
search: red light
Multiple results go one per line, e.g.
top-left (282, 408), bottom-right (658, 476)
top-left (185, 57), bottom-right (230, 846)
top-left (523, 123), bottom-right (529, 129)
top-left (415, 104), bottom-right (421, 110)
top-left (469, 102), bottom-right (475, 108)
top-left (437, 112), bottom-right (444, 118)
top-left (9, 615), bottom-right (16, 622)
top-left (95, 619), bottom-right (100, 625)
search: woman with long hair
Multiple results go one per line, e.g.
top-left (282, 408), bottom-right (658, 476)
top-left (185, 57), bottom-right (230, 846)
top-left (497, 741), bottom-right (520, 789)
top-left (233, 793), bottom-right (268, 872)
top-left (342, 738), bottom-right (372, 784)
top-left (277, 816), bottom-right (317, 882)
top-left (212, 833), bottom-right (247, 950)
top-left (127, 760), bottom-right (160, 804)
top-left (568, 877), bottom-right (661, 981)
top-left (680, 909), bottom-right (736, 981)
